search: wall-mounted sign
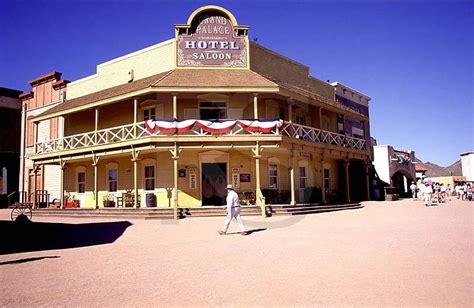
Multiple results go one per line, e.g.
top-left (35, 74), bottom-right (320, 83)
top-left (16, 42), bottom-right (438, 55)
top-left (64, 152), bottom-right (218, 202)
top-left (232, 173), bottom-right (240, 189)
top-left (240, 173), bottom-right (251, 182)
top-left (176, 7), bottom-right (248, 68)
top-left (189, 170), bottom-right (197, 189)
top-left (300, 152), bottom-right (313, 160)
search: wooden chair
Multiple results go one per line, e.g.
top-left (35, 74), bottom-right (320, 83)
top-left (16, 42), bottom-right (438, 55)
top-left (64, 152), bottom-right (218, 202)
top-left (122, 190), bottom-right (141, 207)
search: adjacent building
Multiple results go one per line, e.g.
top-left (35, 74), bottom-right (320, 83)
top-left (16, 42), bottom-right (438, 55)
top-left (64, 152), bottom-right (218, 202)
top-left (20, 5), bottom-right (373, 216)
top-left (373, 145), bottom-right (416, 197)
top-left (460, 152), bottom-right (474, 182)
top-left (0, 87), bottom-right (22, 207)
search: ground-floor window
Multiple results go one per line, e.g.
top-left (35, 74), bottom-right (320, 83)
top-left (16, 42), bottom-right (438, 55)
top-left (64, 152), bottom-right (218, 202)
top-left (299, 166), bottom-right (307, 189)
top-left (269, 164), bottom-right (278, 189)
top-left (144, 165), bottom-right (155, 190)
top-left (324, 168), bottom-right (331, 191)
top-left (107, 164), bottom-right (118, 192)
top-left (77, 172), bottom-right (86, 193)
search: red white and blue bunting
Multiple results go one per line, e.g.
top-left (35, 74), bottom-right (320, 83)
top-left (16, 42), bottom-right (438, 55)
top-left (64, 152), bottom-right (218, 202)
top-left (145, 119), bottom-right (283, 134)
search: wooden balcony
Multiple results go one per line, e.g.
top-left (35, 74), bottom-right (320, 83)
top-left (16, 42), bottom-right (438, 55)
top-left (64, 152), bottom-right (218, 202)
top-left (33, 120), bottom-right (367, 156)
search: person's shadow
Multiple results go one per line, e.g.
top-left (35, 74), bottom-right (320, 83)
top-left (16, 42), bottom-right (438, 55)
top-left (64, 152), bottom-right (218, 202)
top-left (225, 228), bottom-right (267, 235)
top-left (0, 217), bottom-right (132, 255)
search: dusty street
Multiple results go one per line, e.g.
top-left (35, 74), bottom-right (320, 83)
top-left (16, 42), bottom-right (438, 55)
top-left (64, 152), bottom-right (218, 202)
top-left (0, 199), bottom-right (472, 306)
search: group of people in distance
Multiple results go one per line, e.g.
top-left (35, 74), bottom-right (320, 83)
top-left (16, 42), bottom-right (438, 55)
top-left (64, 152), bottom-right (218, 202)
top-left (410, 180), bottom-right (473, 206)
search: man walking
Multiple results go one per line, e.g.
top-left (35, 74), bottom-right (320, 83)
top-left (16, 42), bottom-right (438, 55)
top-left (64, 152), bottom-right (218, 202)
top-left (218, 184), bottom-right (248, 235)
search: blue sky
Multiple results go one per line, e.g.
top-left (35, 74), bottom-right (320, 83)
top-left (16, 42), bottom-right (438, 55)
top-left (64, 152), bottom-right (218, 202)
top-left (1, 0), bottom-right (472, 166)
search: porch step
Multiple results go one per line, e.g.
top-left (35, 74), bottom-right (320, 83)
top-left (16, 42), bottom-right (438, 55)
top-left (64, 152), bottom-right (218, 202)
top-left (32, 208), bottom-right (175, 219)
top-left (27, 204), bottom-right (362, 219)
top-left (180, 206), bottom-right (262, 218)
top-left (266, 203), bottom-right (364, 216)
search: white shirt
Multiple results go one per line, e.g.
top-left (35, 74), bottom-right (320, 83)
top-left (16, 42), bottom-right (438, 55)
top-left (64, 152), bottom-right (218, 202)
top-left (226, 190), bottom-right (240, 213)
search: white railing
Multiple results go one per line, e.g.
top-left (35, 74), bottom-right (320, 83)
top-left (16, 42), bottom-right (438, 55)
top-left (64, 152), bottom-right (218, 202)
top-left (35, 120), bottom-right (366, 155)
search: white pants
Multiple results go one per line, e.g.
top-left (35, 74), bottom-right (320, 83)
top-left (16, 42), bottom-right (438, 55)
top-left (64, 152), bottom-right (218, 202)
top-left (222, 208), bottom-right (246, 232)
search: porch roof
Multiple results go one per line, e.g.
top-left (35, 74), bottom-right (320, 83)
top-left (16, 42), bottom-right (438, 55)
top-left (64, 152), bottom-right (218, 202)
top-left (34, 69), bottom-right (278, 121)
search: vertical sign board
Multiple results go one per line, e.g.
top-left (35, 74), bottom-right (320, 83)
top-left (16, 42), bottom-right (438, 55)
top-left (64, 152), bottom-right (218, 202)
top-left (232, 173), bottom-right (240, 189)
top-left (177, 10), bottom-right (247, 68)
top-left (189, 168), bottom-right (197, 190)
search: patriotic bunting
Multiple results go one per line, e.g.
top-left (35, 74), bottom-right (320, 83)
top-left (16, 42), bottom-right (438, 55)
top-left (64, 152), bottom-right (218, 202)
top-left (145, 119), bottom-right (283, 134)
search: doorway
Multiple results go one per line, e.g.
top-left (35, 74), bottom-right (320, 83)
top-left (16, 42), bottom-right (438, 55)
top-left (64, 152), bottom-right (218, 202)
top-left (201, 163), bottom-right (227, 205)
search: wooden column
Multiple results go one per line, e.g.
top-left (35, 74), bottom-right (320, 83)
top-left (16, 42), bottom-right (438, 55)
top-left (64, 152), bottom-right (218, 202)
top-left (288, 99), bottom-right (294, 123)
top-left (133, 98), bottom-right (138, 138)
top-left (32, 165), bottom-right (38, 209)
top-left (344, 160), bottom-right (351, 203)
top-left (60, 159), bottom-right (66, 209)
top-left (19, 102), bottom-right (26, 202)
top-left (172, 94), bottom-right (178, 119)
top-left (253, 93), bottom-right (258, 119)
top-left (92, 155), bottom-right (100, 209)
top-left (94, 108), bottom-right (99, 144)
top-left (131, 148), bottom-right (140, 209)
top-left (318, 107), bottom-right (322, 129)
top-left (320, 155), bottom-right (326, 204)
top-left (170, 144), bottom-right (181, 220)
top-left (252, 142), bottom-right (265, 216)
top-left (290, 145), bottom-right (296, 205)
top-left (364, 162), bottom-right (371, 201)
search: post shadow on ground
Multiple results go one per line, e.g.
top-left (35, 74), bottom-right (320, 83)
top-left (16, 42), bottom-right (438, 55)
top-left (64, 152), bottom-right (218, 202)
top-left (0, 256), bottom-right (60, 265)
top-left (0, 219), bottom-right (133, 255)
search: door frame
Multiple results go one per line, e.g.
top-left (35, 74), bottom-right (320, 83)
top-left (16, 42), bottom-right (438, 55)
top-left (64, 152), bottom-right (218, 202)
top-left (199, 151), bottom-right (229, 206)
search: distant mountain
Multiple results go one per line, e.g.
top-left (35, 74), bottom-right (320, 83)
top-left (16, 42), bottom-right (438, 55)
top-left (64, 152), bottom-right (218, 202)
top-left (416, 158), bottom-right (463, 177)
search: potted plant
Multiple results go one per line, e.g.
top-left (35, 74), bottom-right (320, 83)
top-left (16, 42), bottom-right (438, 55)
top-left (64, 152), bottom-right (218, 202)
top-left (65, 193), bottom-right (80, 208)
top-left (103, 193), bottom-right (116, 207)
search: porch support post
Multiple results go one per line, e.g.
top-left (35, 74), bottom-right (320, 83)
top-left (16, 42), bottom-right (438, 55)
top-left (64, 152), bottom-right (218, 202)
top-left (131, 148), bottom-right (140, 209)
top-left (253, 93), bottom-right (258, 119)
top-left (32, 164), bottom-right (39, 209)
top-left (19, 101), bottom-right (26, 202)
top-left (59, 159), bottom-right (66, 209)
top-left (94, 108), bottom-right (99, 144)
top-left (288, 99), bottom-right (294, 123)
top-left (252, 142), bottom-right (265, 216)
top-left (92, 154), bottom-right (100, 209)
top-left (172, 94), bottom-right (178, 119)
top-left (318, 107), bottom-right (322, 129)
top-left (364, 161), bottom-right (371, 201)
top-left (344, 159), bottom-right (351, 203)
top-left (290, 145), bottom-right (296, 205)
top-left (170, 143), bottom-right (181, 220)
top-left (320, 155), bottom-right (326, 204)
top-left (133, 98), bottom-right (138, 138)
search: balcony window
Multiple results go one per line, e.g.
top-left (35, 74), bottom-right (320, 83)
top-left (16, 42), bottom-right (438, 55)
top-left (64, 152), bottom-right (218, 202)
top-left (144, 107), bottom-right (156, 121)
top-left (200, 102), bottom-right (227, 120)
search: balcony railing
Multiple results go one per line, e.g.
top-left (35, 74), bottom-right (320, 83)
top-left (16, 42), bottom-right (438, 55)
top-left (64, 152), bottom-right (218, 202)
top-left (34, 120), bottom-right (366, 155)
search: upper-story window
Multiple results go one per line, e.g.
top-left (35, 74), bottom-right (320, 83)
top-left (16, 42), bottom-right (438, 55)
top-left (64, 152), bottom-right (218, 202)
top-left (143, 107), bottom-right (156, 121)
top-left (295, 115), bottom-right (306, 126)
top-left (200, 102), bottom-right (227, 120)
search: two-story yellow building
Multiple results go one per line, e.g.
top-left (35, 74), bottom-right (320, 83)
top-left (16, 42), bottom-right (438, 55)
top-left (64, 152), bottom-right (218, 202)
top-left (21, 5), bottom-right (372, 218)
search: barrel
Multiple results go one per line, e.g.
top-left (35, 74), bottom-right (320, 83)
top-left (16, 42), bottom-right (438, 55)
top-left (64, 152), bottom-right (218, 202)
top-left (146, 193), bottom-right (156, 207)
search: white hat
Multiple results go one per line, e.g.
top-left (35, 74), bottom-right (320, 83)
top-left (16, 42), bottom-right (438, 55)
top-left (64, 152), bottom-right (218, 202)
top-left (226, 184), bottom-right (234, 190)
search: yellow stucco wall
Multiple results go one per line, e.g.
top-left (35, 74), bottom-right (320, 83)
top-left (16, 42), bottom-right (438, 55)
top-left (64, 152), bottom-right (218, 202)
top-left (67, 39), bottom-right (175, 100)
